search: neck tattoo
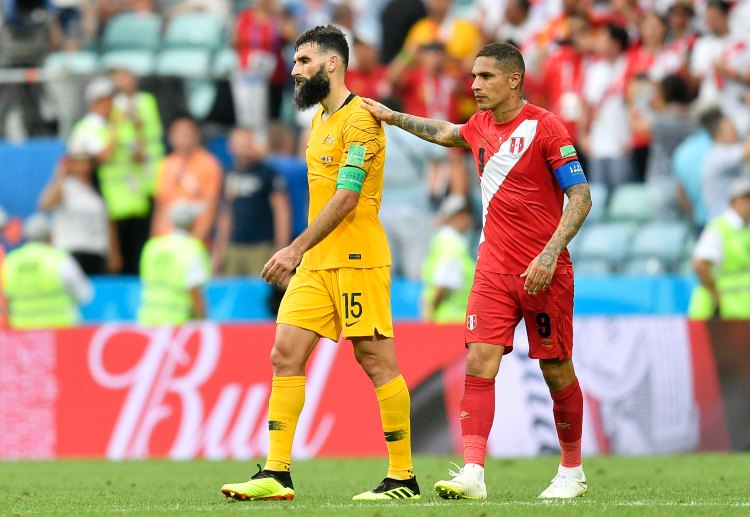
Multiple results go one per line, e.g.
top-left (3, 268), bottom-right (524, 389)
top-left (499, 99), bottom-right (527, 122)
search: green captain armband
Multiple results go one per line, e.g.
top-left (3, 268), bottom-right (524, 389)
top-left (337, 165), bottom-right (365, 193)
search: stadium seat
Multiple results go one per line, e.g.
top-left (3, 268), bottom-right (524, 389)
top-left (101, 13), bottom-right (162, 52)
top-left (576, 222), bottom-right (636, 271)
top-left (622, 257), bottom-right (670, 275)
top-left (573, 257), bottom-right (611, 276)
top-left (43, 51), bottom-right (99, 75)
top-left (628, 221), bottom-right (691, 271)
top-left (606, 182), bottom-right (653, 223)
top-left (100, 50), bottom-right (156, 76)
top-left (163, 14), bottom-right (224, 51)
top-left (156, 48), bottom-right (214, 119)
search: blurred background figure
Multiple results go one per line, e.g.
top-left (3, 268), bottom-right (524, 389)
top-left (213, 127), bottom-right (290, 277)
top-left (347, 31), bottom-right (390, 101)
top-left (421, 194), bottom-right (475, 324)
top-left (379, 96), bottom-right (446, 281)
top-left (1, 213), bottom-right (92, 329)
top-left (138, 201), bottom-right (210, 326)
top-left (152, 116), bottom-right (222, 245)
top-left (0, 205), bottom-right (8, 329)
top-left (38, 140), bottom-right (115, 275)
top-left (689, 178), bottom-right (750, 320)
top-left (110, 62), bottom-right (164, 210)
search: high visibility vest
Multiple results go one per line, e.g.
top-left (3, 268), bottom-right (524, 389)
top-left (688, 214), bottom-right (750, 319)
top-left (138, 233), bottom-right (210, 326)
top-left (1, 243), bottom-right (78, 329)
top-left (421, 227), bottom-right (475, 323)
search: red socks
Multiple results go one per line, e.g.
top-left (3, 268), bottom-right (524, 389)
top-left (460, 375), bottom-right (495, 467)
top-left (550, 377), bottom-right (583, 467)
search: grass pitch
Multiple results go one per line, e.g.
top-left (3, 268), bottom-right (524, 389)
top-left (1, 454), bottom-right (749, 515)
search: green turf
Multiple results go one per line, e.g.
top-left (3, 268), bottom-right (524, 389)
top-left (1, 454), bottom-right (749, 515)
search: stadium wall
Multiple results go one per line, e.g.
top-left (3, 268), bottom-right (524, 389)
top-left (1, 319), bottom-right (745, 460)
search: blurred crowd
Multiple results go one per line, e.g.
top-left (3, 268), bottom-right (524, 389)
top-left (2, 0), bottom-right (750, 326)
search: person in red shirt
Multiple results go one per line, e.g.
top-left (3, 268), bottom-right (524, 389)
top-left (363, 41), bottom-right (592, 500)
top-left (346, 33), bottom-right (390, 101)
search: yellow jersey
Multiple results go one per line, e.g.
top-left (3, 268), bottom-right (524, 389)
top-left (301, 94), bottom-right (391, 270)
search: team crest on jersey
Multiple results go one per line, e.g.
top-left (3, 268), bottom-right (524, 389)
top-left (323, 135), bottom-right (334, 145)
top-left (509, 137), bottom-right (525, 154)
top-left (466, 314), bottom-right (477, 331)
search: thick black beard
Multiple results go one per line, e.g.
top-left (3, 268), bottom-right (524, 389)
top-left (293, 66), bottom-right (331, 110)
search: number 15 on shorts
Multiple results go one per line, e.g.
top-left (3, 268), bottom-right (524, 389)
top-left (343, 292), bottom-right (363, 321)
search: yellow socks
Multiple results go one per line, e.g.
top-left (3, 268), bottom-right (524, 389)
top-left (264, 376), bottom-right (306, 472)
top-left (375, 375), bottom-right (414, 480)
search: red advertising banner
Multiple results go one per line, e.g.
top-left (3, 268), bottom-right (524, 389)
top-left (0, 319), bottom-right (736, 459)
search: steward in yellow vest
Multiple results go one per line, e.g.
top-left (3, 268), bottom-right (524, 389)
top-left (138, 202), bottom-right (210, 326)
top-left (1, 213), bottom-right (93, 329)
top-left (422, 195), bottom-right (476, 323)
top-left (689, 178), bottom-right (750, 319)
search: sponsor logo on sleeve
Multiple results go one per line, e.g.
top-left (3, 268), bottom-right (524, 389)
top-left (560, 145), bottom-right (576, 158)
top-left (346, 144), bottom-right (366, 167)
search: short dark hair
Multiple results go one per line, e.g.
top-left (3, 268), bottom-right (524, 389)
top-left (295, 25), bottom-right (349, 69)
top-left (699, 107), bottom-right (725, 136)
top-left (707, 0), bottom-right (731, 15)
top-left (659, 74), bottom-right (689, 105)
top-left (605, 24), bottom-right (629, 53)
top-left (476, 42), bottom-right (526, 80)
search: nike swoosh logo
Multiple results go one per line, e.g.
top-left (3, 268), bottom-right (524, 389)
top-left (345, 320), bottom-right (359, 327)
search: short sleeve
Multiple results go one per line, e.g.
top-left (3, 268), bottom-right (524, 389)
top-left (538, 113), bottom-right (579, 170)
top-left (186, 251), bottom-right (210, 288)
top-left (340, 109), bottom-right (384, 173)
top-left (458, 114), bottom-right (479, 150)
top-left (693, 227), bottom-right (723, 264)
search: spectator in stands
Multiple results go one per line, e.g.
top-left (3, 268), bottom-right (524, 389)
top-left (285, 0), bottom-right (333, 32)
top-left (95, 0), bottom-right (157, 30)
top-left (689, 177), bottom-right (750, 319)
top-left (69, 76), bottom-right (147, 275)
top-left (379, 96), bottom-right (447, 280)
top-left (421, 194), bottom-right (475, 324)
top-left (702, 112), bottom-right (750, 220)
top-left (539, 11), bottom-right (592, 146)
top-left (690, 1), bottom-right (750, 135)
top-left (138, 201), bottom-right (210, 326)
top-left (346, 31), bottom-right (390, 101)
top-left (213, 127), bottom-right (291, 276)
top-left (581, 23), bottom-right (633, 192)
top-left (666, 0), bottom-right (696, 45)
top-left (152, 116), bottom-right (222, 244)
top-left (109, 62), bottom-right (164, 204)
top-left (634, 74), bottom-right (694, 219)
top-left (1, 213), bottom-right (92, 329)
top-left (673, 106), bottom-right (720, 232)
top-left (50, 0), bottom-right (88, 50)
top-left (265, 121), bottom-right (308, 240)
top-left (232, 0), bottom-right (297, 129)
top-left (379, 0), bottom-right (426, 64)
top-left (38, 141), bottom-right (116, 275)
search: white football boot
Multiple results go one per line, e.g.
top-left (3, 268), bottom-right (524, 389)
top-left (538, 465), bottom-right (587, 499)
top-left (434, 463), bottom-right (487, 500)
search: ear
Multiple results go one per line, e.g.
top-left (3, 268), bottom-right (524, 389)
top-left (508, 71), bottom-right (523, 91)
top-left (328, 55), bottom-right (338, 73)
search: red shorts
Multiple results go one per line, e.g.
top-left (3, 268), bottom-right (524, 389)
top-left (464, 268), bottom-right (574, 359)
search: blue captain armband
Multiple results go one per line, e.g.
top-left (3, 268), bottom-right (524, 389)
top-left (553, 160), bottom-right (587, 191)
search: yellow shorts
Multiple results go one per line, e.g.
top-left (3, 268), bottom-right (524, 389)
top-left (277, 267), bottom-right (394, 341)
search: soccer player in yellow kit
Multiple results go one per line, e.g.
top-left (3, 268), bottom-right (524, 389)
top-left (220, 25), bottom-right (420, 502)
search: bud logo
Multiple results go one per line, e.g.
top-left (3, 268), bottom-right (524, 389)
top-left (87, 324), bottom-right (335, 460)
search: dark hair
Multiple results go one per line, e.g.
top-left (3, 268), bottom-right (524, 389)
top-left (605, 24), bottom-right (629, 52)
top-left (295, 25), bottom-right (349, 69)
top-left (476, 41), bottom-right (526, 80)
top-left (699, 107), bottom-right (725, 136)
top-left (659, 74), bottom-right (689, 105)
top-left (707, 0), bottom-right (731, 15)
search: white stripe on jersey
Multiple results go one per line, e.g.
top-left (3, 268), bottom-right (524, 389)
top-left (479, 119), bottom-right (538, 246)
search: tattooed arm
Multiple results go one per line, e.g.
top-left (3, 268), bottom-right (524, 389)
top-left (521, 183), bottom-right (592, 295)
top-left (361, 97), bottom-right (470, 148)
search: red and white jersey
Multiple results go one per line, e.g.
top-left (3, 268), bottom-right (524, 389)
top-left (460, 103), bottom-right (579, 275)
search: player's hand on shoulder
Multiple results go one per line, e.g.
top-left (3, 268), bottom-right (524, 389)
top-left (261, 245), bottom-right (302, 287)
top-left (520, 250), bottom-right (559, 296)
top-left (361, 97), bottom-right (393, 124)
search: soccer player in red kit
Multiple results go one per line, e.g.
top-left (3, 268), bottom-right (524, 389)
top-left (362, 41), bottom-right (592, 499)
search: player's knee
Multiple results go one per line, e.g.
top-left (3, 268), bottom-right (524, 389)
top-left (465, 345), bottom-right (501, 378)
top-left (270, 342), bottom-right (305, 376)
top-left (355, 349), bottom-right (397, 385)
top-left (540, 359), bottom-right (575, 391)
